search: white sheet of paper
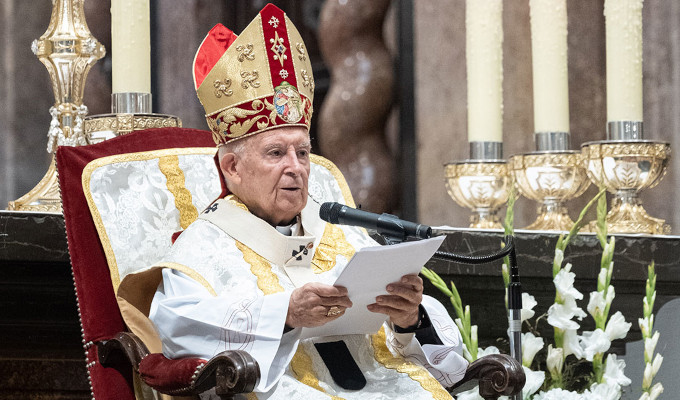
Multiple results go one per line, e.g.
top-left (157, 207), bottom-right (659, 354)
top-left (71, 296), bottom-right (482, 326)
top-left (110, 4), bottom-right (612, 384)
top-left (300, 235), bottom-right (446, 339)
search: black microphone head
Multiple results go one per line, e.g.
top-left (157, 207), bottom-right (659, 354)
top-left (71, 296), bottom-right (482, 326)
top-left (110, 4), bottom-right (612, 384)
top-left (319, 202), bottom-right (342, 223)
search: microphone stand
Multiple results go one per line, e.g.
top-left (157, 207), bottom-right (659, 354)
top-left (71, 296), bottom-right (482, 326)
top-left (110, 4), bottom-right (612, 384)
top-left (381, 233), bottom-right (523, 400)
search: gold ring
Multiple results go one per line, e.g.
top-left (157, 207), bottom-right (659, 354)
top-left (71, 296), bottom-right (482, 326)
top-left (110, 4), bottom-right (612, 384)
top-left (326, 306), bottom-right (342, 317)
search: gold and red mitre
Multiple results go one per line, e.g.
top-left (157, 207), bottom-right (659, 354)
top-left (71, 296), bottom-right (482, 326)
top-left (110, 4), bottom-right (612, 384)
top-left (193, 4), bottom-right (315, 145)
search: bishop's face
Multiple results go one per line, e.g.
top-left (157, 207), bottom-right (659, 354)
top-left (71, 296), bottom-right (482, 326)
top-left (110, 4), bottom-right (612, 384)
top-left (221, 126), bottom-right (311, 226)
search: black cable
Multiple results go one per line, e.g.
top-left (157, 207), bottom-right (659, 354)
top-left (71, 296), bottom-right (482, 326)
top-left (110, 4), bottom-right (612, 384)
top-left (431, 235), bottom-right (514, 265)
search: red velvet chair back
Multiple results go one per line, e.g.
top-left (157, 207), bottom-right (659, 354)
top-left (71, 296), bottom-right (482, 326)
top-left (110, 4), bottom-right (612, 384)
top-left (57, 128), bottom-right (216, 400)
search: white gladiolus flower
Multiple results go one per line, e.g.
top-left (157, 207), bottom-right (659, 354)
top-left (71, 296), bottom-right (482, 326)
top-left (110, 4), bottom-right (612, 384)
top-left (597, 267), bottom-right (608, 289)
top-left (521, 332), bottom-right (544, 367)
top-left (546, 345), bottom-right (564, 377)
top-left (554, 249), bottom-right (564, 267)
top-left (580, 329), bottom-right (611, 361)
top-left (652, 353), bottom-right (663, 376)
top-left (587, 290), bottom-right (606, 318)
top-left (643, 363), bottom-right (653, 389)
top-left (603, 353), bottom-right (631, 387)
top-left (589, 382), bottom-right (621, 400)
top-left (639, 316), bottom-right (650, 338)
top-left (476, 345), bottom-right (500, 358)
top-left (644, 331), bottom-right (660, 361)
top-left (605, 285), bottom-right (615, 306)
top-left (639, 393), bottom-right (650, 400)
top-left (533, 388), bottom-right (584, 400)
top-left (547, 302), bottom-right (581, 330)
top-left (462, 343), bottom-right (472, 361)
top-left (521, 292), bottom-right (537, 321)
top-left (649, 382), bottom-right (664, 400)
top-left (563, 328), bottom-right (584, 359)
top-left (521, 365), bottom-right (545, 398)
top-left (605, 311), bottom-right (631, 341)
top-left (554, 265), bottom-right (584, 301)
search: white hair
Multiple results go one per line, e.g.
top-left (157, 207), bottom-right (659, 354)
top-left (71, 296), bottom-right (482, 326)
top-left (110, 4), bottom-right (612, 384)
top-left (217, 138), bottom-right (248, 159)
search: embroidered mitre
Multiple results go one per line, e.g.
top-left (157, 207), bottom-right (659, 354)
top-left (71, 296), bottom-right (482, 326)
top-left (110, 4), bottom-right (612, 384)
top-left (193, 3), bottom-right (315, 144)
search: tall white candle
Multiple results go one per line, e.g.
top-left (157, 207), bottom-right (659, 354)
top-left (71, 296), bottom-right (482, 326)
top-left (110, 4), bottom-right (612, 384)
top-left (604, 0), bottom-right (643, 122)
top-left (530, 0), bottom-right (570, 133)
top-left (111, 0), bottom-right (151, 94)
top-left (466, 0), bottom-right (504, 143)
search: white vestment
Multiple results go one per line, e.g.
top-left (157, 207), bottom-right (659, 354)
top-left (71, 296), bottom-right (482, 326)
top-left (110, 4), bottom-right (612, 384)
top-left (149, 197), bottom-right (468, 399)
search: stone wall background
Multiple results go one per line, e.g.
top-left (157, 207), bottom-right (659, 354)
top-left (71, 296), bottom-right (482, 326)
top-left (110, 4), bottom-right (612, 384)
top-left (1, 0), bottom-right (679, 233)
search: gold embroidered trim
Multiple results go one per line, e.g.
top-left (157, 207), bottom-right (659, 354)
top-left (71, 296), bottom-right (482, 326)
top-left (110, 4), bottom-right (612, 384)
top-left (82, 147), bottom-right (217, 293)
top-left (158, 155), bottom-right (199, 230)
top-left (214, 78), bottom-right (233, 98)
top-left (235, 241), bottom-right (284, 295)
top-left (154, 262), bottom-right (217, 296)
top-left (371, 327), bottom-right (452, 400)
top-left (225, 194), bottom-right (249, 211)
top-left (309, 154), bottom-right (355, 208)
top-left (311, 223), bottom-right (355, 274)
top-left (245, 393), bottom-right (258, 400)
top-left (236, 43), bottom-right (255, 62)
top-left (290, 345), bottom-right (345, 400)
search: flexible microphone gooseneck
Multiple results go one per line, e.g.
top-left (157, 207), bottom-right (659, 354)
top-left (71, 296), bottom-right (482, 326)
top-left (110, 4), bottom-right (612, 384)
top-left (319, 202), bottom-right (431, 241)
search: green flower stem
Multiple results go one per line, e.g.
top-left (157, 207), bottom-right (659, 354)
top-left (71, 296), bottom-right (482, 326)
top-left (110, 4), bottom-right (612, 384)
top-left (593, 353), bottom-right (604, 383)
top-left (502, 187), bottom-right (516, 312)
top-left (641, 262), bottom-right (662, 395)
top-left (421, 267), bottom-right (478, 361)
top-left (559, 188), bottom-right (606, 255)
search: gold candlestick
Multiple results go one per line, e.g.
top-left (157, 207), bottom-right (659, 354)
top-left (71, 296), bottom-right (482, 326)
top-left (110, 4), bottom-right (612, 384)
top-left (511, 150), bottom-right (590, 231)
top-left (445, 143), bottom-right (510, 229)
top-left (8, 0), bottom-right (105, 212)
top-left (582, 122), bottom-right (671, 234)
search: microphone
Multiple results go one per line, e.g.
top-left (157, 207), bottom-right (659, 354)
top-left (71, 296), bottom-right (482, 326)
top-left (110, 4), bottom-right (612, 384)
top-left (319, 202), bottom-right (432, 240)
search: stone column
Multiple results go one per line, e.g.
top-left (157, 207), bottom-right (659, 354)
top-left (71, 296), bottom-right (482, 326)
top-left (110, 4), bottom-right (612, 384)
top-left (318, 0), bottom-right (396, 212)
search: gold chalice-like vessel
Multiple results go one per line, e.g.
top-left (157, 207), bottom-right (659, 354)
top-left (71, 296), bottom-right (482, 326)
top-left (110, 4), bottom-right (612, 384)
top-left (582, 123), bottom-right (671, 234)
top-left (510, 150), bottom-right (590, 230)
top-left (445, 142), bottom-right (511, 229)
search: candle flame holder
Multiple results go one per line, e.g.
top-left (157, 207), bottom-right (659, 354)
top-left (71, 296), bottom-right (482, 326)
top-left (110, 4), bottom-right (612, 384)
top-left (445, 160), bottom-right (511, 229)
top-left (582, 139), bottom-right (671, 234)
top-left (510, 151), bottom-right (590, 231)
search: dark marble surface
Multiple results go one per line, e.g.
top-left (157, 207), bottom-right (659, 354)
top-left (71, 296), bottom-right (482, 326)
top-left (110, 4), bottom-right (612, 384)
top-left (0, 211), bottom-right (70, 263)
top-left (0, 211), bottom-right (87, 399)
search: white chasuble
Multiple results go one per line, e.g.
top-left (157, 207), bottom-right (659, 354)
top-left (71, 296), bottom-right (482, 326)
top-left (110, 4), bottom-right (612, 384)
top-left (149, 197), bottom-right (467, 399)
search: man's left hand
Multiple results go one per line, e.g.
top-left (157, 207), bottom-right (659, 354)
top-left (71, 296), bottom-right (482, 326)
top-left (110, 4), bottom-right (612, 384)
top-left (367, 274), bottom-right (423, 329)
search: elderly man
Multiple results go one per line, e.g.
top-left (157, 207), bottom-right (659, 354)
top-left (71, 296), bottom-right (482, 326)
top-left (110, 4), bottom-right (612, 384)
top-left (149, 4), bottom-right (467, 399)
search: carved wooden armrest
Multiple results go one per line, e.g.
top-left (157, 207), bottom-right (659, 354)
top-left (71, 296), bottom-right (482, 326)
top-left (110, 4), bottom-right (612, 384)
top-left (98, 332), bottom-right (150, 371)
top-left (97, 332), bottom-right (260, 400)
top-left (450, 354), bottom-right (525, 400)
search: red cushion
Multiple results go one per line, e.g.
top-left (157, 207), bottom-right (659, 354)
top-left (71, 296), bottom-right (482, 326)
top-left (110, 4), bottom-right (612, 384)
top-left (139, 354), bottom-right (207, 392)
top-left (57, 127), bottom-right (216, 400)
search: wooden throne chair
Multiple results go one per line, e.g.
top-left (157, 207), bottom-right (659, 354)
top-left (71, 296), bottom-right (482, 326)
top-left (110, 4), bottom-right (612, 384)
top-left (56, 127), bottom-right (524, 400)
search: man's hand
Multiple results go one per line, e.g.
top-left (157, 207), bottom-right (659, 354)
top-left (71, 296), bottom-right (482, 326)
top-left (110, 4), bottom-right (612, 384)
top-left (286, 282), bottom-right (353, 328)
top-left (367, 274), bottom-right (423, 329)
